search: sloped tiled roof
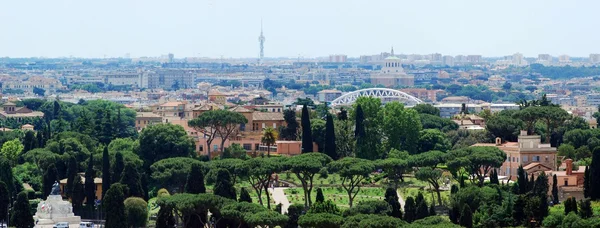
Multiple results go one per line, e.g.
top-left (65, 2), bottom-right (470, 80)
top-left (230, 106), bottom-right (252, 113)
top-left (252, 112), bottom-right (284, 121)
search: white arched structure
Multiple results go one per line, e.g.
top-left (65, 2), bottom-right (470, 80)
top-left (330, 88), bottom-right (424, 107)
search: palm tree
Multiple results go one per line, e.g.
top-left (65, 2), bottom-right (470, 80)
top-left (261, 127), bottom-right (278, 157)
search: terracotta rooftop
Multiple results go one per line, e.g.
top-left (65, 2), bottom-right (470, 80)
top-left (160, 101), bottom-right (185, 107)
top-left (252, 112), bottom-right (284, 121)
top-left (230, 106), bottom-right (252, 113)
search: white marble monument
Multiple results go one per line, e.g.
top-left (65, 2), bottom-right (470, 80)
top-left (34, 182), bottom-right (81, 225)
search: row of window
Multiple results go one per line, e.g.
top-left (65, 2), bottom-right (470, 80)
top-left (506, 155), bottom-right (548, 163)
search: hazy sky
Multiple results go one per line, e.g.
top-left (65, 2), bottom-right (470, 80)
top-left (1, 0), bottom-right (599, 58)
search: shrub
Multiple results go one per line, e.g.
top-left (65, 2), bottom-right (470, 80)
top-left (124, 197), bottom-right (148, 228)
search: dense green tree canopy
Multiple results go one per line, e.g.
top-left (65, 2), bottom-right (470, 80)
top-left (138, 124), bottom-right (196, 170)
top-left (150, 157), bottom-right (203, 193)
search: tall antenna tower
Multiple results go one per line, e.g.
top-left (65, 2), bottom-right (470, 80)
top-left (258, 19), bottom-right (265, 65)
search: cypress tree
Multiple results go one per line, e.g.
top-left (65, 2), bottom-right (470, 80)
top-left (403, 196), bottom-right (416, 223)
top-left (104, 184), bottom-right (127, 228)
top-left (65, 155), bottom-right (78, 198)
top-left (36, 130), bottom-right (44, 148)
top-left (0, 182), bottom-right (9, 224)
top-left (512, 196), bottom-right (526, 226)
top-left (552, 174), bottom-right (559, 205)
top-left (239, 187), bottom-right (252, 203)
top-left (71, 175), bottom-right (85, 214)
top-left (42, 163), bottom-right (58, 197)
top-left (385, 187), bottom-right (402, 219)
top-left (213, 169), bottom-right (236, 200)
top-left (449, 203), bottom-right (460, 224)
top-left (323, 114), bottom-right (337, 159)
top-left (22, 130), bottom-right (37, 152)
top-left (84, 154), bottom-right (96, 206)
top-left (415, 192), bottom-right (425, 206)
top-left (429, 202), bottom-right (436, 216)
top-left (301, 104), bottom-right (313, 153)
top-left (156, 204), bottom-right (176, 228)
top-left (416, 200), bottom-right (429, 220)
top-left (185, 163), bottom-right (205, 194)
top-left (490, 169), bottom-right (499, 185)
top-left (101, 111), bottom-right (113, 145)
top-left (315, 188), bottom-right (325, 203)
top-left (584, 166), bottom-right (590, 198)
top-left (450, 185), bottom-right (459, 194)
top-left (517, 165), bottom-right (528, 194)
top-left (120, 163), bottom-right (144, 198)
top-left (355, 104), bottom-right (365, 137)
top-left (113, 152), bottom-right (124, 184)
top-left (528, 173), bottom-right (535, 192)
top-left (10, 192), bottom-right (34, 228)
top-left (590, 147), bottom-right (600, 200)
top-left (0, 158), bottom-right (16, 198)
top-left (579, 199), bottom-right (593, 219)
top-left (337, 108), bottom-right (348, 121)
top-left (102, 146), bottom-right (111, 199)
top-left (459, 205), bottom-right (473, 228)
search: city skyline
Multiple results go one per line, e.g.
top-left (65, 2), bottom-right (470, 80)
top-left (1, 0), bottom-right (600, 58)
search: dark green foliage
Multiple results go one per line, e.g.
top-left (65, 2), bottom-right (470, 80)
top-left (138, 123), bottom-right (196, 171)
top-left (239, 187), bottom-right (252, 203)
top-left (102, 146), bottom-right (110, 199)
top-left (22, 130), bottom-right (37, 152)
top-left (337, 108), bottom-right (348, 121)
top-left (185, 163), bottom-right (205, 194)
top-left (416, 199), bottom-right (429, 220)
top-left (590, 147), bottom-right (600, 200)
top-left (0, 182), bottom-right (9, 223)
top-left (579, 199), bottom-right (593, 219)
top-left (552, 174), bottom-right (559, 205)
top-left (124, 197), bottom-right (148, 228)
top-left (156, 205), bottom-right (176, 228)
top-left (0, 158), bottom-right (15, 198)
top-left (84, 153), bottom-right (96, 205)
top-left (343, 200), bottom-right (390, 217)
top-left (281, 109), bottom-right (299, 140)
top-left (323, 114), bottom-right (337, 159)
top-left (308, 200), bottom-right (340, 215)
top-left (65, 155), bottom-right (77, 198)
top-left (213, 169), bottom-right (237, 200)
top-left (449, 203), bottom-right (460, 224)
top-left (301, 104), bottom-right (313, 153)
top-left (564, 197), bottom-right (578, 215)
top-left (120, 163), bottom-right (144, 198)
top-left (384, 187), bottom-right (402, 218)
top-left (71, 175), bottom-right (85, 213)
top-left (489, 169), bottom-right (499, 185)
top-left (429, 202), bottom-right (436, 216)
top-left (358, 215), bottom-right (406, 228)
top-left (413, 104), bottom-right (440, 116)
top-left (104, 184), bottom-right (127, 228)
top-left (315, 188), bottom-right (325, 203)
top-left (113, 151), bottom-right (124, 184)
top-left (512, 196), bottom-right (526, 226)
top-left (285, 204), bottom-right (304, 228)
top-left (584, 166), bottom-right (590, 198)
top-left (450, 185), bottom-right (459, 194)
top-left (517, 165), bottom-right (528, 194)
top-left (42, 163), bottom-right (58, 197)
top-left (459, 205), bottom-right (473, 228)
top-left (404, 196), bottom-right (416, 223)
top-left (297, 213), bottom-right (343, 228)
top-left (11, 192), bottom-right (34, 228)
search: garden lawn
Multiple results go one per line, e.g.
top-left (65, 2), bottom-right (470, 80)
top-left (284, 187), bottom-right (387, 208)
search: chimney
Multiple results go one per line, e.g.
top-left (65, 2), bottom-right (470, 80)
top-left (566, 159), bottom-right (573, 175)
top-left (520, 130), bottom-right (528, 136)
top-left (495, 137), bottom-right (502, 146)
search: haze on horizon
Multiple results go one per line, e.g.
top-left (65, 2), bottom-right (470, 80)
top-left (1, 0), bottom-right (599, 59)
